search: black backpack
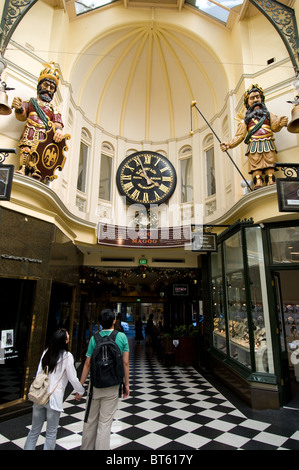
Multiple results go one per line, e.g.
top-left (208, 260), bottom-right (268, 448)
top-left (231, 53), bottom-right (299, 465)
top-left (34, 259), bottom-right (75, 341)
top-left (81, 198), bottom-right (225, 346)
top-left (85, 330), bottom-right (124, 422)
top-left (91, 330), bottom-right (124, 388)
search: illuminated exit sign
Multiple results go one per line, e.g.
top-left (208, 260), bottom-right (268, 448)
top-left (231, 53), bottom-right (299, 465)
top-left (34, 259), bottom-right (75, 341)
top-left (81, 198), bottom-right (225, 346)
top-left (139, 259), bottom-right (148, 265)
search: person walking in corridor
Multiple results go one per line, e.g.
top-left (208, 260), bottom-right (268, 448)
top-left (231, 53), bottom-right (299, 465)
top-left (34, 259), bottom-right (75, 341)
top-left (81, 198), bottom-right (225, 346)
top-left (24, 329), bottom-right (85, 450)
top-left (135, 316), bottom-right (144, 344)
top-left (76, 308), bottom-right (130, 450)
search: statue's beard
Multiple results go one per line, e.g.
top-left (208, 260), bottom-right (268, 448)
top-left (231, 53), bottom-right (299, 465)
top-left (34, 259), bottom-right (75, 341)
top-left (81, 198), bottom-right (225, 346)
top-left (244, 102), bottom-right (270, 125)
top-left (38, 90), bottom-right (54, 102)
top-left (37, 83), bottom-right (55, 103)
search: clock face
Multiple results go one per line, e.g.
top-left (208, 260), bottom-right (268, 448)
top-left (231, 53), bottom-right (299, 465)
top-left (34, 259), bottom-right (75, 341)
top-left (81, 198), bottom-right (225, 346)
top-left (116, 151), bottom-right (177, 206)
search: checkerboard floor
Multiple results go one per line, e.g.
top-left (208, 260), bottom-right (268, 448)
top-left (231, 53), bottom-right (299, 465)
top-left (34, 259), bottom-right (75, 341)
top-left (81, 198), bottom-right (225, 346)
top-left (1, 336), bottom-right (299, 451)
top-left (0, 367), bottom-right (23, 404)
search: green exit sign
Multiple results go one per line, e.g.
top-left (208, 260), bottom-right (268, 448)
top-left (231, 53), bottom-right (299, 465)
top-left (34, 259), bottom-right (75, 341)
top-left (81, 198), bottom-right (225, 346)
top-left (139, 259), bottom-right (148, 265)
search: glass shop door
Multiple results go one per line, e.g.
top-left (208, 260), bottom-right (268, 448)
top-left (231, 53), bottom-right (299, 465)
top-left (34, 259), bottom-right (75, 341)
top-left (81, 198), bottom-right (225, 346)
top-left (273, 272), bottom-right (292, 405)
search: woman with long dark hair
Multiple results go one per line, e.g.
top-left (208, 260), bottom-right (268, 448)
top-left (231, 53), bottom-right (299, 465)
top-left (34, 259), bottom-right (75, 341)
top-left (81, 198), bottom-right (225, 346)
top-left (24, 328), bottom-right (85, 450)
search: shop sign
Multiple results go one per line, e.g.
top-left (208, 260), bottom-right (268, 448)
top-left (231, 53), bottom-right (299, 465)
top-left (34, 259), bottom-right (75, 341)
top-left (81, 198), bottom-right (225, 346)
top-left (0, 164), bottom-right (14, 201)
top-left (0, 329), bottom-right (19, 364)
top-left (276, 178), bottom-right (299, 212)
top-left (192, 231), bottom-right (217, 252)
top-left (97, 223), bottom-right (191, 248)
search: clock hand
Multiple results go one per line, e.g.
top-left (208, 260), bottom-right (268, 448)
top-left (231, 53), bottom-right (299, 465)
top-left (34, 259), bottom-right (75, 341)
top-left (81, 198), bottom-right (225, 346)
top-left (138, 157), bottom-right (152, 185)
top-left (140, 172), bottom-right (160, 187)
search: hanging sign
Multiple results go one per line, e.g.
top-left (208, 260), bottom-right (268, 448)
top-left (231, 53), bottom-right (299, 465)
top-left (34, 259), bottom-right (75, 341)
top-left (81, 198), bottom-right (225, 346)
top-left (276, 178), bottom-right (299, 212)
top-left (0, 164), bottom-right (14, 201)
top-left (192, 232), bottom-right (217, 252)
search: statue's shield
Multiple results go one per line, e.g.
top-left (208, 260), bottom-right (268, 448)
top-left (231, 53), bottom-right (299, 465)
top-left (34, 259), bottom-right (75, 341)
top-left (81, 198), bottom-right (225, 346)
top-left (32, 121), bottom-right (70, 182)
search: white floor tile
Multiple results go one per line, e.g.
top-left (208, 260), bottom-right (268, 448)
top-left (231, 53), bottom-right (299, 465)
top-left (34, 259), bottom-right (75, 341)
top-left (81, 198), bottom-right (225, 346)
top-left (253, 431), bottom-right (289, 447)
top-left (214, 432), bottom-right (250, 448)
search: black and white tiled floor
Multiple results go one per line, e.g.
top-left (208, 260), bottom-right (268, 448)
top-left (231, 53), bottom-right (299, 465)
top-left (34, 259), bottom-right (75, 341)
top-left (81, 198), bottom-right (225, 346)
top-left (1, 336), bottom-right (299, 451)
top-left (0, 367), bottom-right (23, 404)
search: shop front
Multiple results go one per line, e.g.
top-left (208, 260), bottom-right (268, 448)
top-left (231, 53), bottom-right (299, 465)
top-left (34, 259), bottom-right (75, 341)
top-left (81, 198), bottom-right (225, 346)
top-left (77, 265), bottom-right (202, 356)
top-left (0, 207), bottom-right (83, 418)
top-left (208, 220), bottom-right (299, 409)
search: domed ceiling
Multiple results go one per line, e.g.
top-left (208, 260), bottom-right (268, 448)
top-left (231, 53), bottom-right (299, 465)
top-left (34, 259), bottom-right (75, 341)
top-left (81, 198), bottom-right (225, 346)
top-left (67, 0), bottom-right (239, 142)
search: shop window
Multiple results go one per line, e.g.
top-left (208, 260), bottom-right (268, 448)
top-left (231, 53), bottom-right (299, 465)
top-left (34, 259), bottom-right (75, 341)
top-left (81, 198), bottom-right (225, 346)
top-left (224, 232), bottom-right (251, 368)
top-left (211, 246), bottom-right (226, 354)
top-left (0, 279), bottom-right (35, 405)
top-left (212, 224), bottom-right (274, 374)
top-left (270, 226), bottom-right (299, 263)
top-left (245, 226), bottom-right (274, 373)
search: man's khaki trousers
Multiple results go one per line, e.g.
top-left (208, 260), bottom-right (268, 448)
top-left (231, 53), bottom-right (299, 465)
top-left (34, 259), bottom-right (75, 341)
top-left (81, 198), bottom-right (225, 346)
top-left (81, 384), bottom-right (119, 450)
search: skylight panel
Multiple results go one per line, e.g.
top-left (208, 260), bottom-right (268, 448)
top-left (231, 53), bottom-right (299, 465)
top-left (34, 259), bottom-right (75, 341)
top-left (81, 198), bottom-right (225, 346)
top-left (186, 0), bottom-right (244, 24)
top-left (75, 0), bottom-right (114, 15)
top-left (197, 1), bottom-right (230, 22)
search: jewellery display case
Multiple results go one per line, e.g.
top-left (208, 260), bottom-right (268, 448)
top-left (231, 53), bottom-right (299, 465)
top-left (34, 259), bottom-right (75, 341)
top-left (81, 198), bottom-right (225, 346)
top-left (211, 225), bottom-right (273, 375)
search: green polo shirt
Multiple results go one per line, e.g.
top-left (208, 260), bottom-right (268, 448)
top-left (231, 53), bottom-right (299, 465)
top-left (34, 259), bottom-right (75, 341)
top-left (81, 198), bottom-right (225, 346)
top-left (86, 330), bottom-right (129, 357)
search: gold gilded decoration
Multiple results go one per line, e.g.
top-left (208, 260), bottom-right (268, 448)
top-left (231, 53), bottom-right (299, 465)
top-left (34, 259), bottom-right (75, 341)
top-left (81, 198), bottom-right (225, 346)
top-left (116, 151), bottom-right (177, 206)
top-left (12, 61), bottom-right (66, 180)
top-left (244, 84), bottom-right (265, 107)
top-left (32, 122), bottom-right (70, 182)
top-left (38, 62), bottom-right (60, 86)
top-left (42, 144), bottom-right (59, 169)
top-left (220, 83), bottom-right (288, 190)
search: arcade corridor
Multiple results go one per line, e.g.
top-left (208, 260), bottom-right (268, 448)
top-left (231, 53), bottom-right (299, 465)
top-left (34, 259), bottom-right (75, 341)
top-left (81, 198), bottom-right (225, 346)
top-left (1, 332), bottom-right (299, 450)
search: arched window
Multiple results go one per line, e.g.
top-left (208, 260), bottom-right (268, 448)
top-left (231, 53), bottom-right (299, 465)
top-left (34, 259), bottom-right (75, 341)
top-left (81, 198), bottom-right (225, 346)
top-left (77, 128), bottom-right (91, 193)
top-left (99, 142), bottom-right (114, 201)
top-left (179, 145), bottom-right (193, 203)
top-left (204, 135), bottom-right (216, 197)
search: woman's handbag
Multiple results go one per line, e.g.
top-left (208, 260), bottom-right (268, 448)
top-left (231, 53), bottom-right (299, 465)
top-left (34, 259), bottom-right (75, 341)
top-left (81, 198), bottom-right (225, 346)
top-left (28, 367), bottom-right (64, 405)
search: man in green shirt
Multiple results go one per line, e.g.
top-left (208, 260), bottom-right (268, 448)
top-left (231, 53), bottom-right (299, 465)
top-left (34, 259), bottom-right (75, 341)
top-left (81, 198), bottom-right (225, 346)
top-left (76, 309), bottom-right (129, 450)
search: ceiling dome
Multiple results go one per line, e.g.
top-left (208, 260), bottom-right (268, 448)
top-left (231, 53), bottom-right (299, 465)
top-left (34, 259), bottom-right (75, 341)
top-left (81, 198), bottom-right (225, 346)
top-left (69, 19), bottom-right (228, 142)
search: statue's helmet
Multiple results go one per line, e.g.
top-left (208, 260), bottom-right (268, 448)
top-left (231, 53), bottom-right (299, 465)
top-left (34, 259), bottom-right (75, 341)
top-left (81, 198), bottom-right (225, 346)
top-left (38, 62), bottom-right (60, 89)
top-left (244, 84), bottom-right (265, 108)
